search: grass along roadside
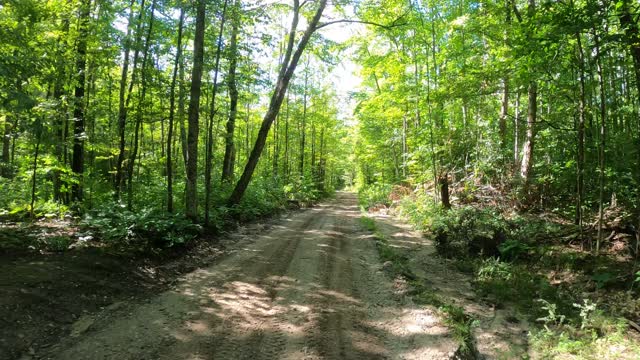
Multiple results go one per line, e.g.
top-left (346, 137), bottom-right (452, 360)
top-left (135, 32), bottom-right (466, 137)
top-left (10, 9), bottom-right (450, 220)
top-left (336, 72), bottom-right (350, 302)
top-left (394, 194), bottom-right (640, 359)
top-left (359, 216), bottom-right (481, 359)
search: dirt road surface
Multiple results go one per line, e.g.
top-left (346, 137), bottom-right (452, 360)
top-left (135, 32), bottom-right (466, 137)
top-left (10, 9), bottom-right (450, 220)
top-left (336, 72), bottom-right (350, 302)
top-left (40, 193), bottom-right (458, 360)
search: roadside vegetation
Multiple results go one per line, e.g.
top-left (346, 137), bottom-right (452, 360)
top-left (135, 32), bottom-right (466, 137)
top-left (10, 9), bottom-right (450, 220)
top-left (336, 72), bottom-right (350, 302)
top-left (360, 215), bottom-right (480, 358)
top-left (3, 0), bottom-right (640, 358)
top-left (358, 184), bottom-right (640, 358)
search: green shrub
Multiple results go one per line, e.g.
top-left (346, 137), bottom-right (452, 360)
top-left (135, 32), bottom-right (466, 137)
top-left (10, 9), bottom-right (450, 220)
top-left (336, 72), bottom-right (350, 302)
top-left (229, 179), bottom-right (286, 221)
top-left (531, 300), bottom-right (639, 358)
top-left (498, 239), bottom-right (532, 261)
top-left (358, 183), bottom-right (392, 209)
top-left (81, 204), bottom-right (202, 250)
top-left (283, 176), bottom-right (322, 204)
top-left (39, 235), bottom-right (74, 252)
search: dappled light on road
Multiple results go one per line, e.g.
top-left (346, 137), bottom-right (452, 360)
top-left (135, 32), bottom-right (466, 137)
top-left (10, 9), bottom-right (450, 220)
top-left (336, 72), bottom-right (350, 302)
top-left (45, 193), bottom-right (458, 360)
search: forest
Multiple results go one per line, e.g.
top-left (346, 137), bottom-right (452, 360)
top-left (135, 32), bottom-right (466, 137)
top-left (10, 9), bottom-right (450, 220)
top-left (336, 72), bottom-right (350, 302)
top-left (1, 0), bottom-right (640, 358)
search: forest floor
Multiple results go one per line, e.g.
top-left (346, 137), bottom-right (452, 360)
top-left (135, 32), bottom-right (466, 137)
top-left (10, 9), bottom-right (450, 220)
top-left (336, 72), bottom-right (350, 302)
top-left (0, 192), bottom-right (499, 360)
top-left (0, 218), bottom-right (228, 360)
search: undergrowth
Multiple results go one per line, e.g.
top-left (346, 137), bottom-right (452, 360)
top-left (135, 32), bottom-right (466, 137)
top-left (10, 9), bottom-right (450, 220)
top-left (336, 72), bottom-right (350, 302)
top-left (2, 177), bottom-right (332, 255)
top-left (358, 184), bottom-right (393, 209)
top-left (388, 190), bottom-right (640, 358)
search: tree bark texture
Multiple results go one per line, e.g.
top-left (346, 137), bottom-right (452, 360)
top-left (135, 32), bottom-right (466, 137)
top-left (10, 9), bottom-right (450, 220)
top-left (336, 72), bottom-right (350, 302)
top-left (185, 0), bottom-right (206, 221)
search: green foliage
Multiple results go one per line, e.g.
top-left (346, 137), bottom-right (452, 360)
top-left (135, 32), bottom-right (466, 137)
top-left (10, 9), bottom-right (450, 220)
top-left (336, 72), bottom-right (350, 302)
top-left (531, 300), bottom-right (639, 359)
top-left (477, 257), bottom-right (514, 282)
top-left (283, 176), bottom-right (322, 204)
top-left (573, 299), bottom-right (598, 330)
top-left (591, 272), bottom-right (615, 289)
top-left (474, 257), bottom-right (558, 312)
top-left (359, 216), bottom-right (376, 232)
top-left (0, 226), bottom-right (74, 253)
top-left (537, 298), bottom-right (567, 329)
top-left (498, 239), bottom-right (532, 261)
top-left (38, 235), bottom-right (74, 252)
top-left (407, 203), bottom-right (508, 258)
top-left (81, 204), bottom-right (202, 251)
top-left (357, 183), bottom-right (392, 209)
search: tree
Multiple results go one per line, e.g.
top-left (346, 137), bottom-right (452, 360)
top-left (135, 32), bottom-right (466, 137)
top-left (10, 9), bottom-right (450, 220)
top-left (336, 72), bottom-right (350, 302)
top-left (115, 0), bottom-right (146, 199)
top-left (221, 0), bottom-right (240, 184)
top-left (71, 0), bottom-right (91, 202)
top-left (203, 0), bottom-right (229, 226)
top-left (127, 0), bottom-right (157, 210)
top-left (228, 0), bottom-right (328, 206)
top-left (166, 6), bottom-right (185, 213)
top-left (185, 0), bottom-right (206, 221)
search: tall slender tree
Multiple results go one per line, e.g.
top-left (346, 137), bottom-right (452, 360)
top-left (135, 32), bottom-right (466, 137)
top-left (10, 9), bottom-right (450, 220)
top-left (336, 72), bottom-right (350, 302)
top-left (185, 0), bottom-right (206, 221)
top-left (227, 0), bottom-right (329, 206)
top-left (221, 0), bottom-right (240, 184)
top-left (71, 0), bottom-right (91, 202)
top-left (166, 6), bottom-right (185, 213)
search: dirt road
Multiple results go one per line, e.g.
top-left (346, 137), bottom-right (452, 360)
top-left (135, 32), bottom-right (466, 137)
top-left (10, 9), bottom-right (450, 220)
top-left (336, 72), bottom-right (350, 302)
top-left (40, 193), bottom-right (458, 360)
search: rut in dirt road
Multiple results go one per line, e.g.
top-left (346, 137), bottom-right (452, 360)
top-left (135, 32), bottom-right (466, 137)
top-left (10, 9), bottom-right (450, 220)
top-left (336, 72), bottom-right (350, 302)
top-left (44, 193), bottom-right (458, 360)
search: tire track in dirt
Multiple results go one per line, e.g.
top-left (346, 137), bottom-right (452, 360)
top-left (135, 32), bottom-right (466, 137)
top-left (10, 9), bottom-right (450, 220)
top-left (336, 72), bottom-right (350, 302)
top-left (43, 193), bottom-right (459, 360)
top-left (182, 211), bottom-right (324, 360)
top-left (305, 198), bottom-right (390, 360)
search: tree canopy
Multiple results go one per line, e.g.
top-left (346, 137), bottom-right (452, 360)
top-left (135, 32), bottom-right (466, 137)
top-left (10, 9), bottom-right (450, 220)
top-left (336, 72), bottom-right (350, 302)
top-left (0, 0), bottom-right (639, 237)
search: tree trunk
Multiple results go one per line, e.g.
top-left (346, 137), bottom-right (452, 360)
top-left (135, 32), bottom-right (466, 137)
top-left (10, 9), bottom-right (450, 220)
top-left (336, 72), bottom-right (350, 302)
top-left (52, 14), bottom-right (71, 200)
top-left (499, 0), bottom-right (511, 148)
top-left (166, 7), bottom-right (185, 213)
top-left (439, 174), bottom-right (451, 210)
top-left (299, 63), bottom-right (309, 177)
top-left (402, 112), bottom-right (407, 178)
top-left (519, 81), bottom-right (537, 190)
top-left (115, 0), bottom-right (145, 199)
top-left (227, 0), bottom-right (328, 206)
top-left (1, 116), bottom-right (11, 178)
top-left (127, 0), bottom-right (156, 210)
top-left (178, 46), bottom-right (187, 167)
top-left (222, 0), bottom-right (240, 183)
top-left (594, 31), bottom-right (606, 255)
top-left (617, 0), bottom-right (640, 261)
top-left (185, 0), bottom-right (206, 221)
top-left (310, 115), bottom-right (315, 173)
top-left (204, 0), bottom-right (229, 226)
top-left (284, 93), bottom-right (290, 182)
top-left (500, 77), bottom-right (509, 147)
top-left (514, 90), bottom-right (520, 166)
top-left (71, 0), bottom-right (91, 203)
top-left (203, 2), bottom-right (229, 224)
top-left (30, 121), bottom-right (42, 217)
top-left (575, 32), bottom-right (586, 232)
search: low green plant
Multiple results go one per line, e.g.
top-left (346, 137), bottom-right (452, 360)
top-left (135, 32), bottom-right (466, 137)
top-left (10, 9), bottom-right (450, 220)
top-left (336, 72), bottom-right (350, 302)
top-left (357, 183), bottom-right (392, 209)
top-left (531, 299), bottom-right (639, 358)
top-left (591, 272), bottom-right (615, 289)
top-left (477, 257), bottom-right (514, 282)
top-left (498, 239), bottom-right (531, 261)
top-left (81, 204), bottom-right (202, 250)
top-left (537, 298), bottom-right (566, 330)
top-left (39, 235), bottom-right (74, 252)
top-left (573, 299), bottom-right (598, 330)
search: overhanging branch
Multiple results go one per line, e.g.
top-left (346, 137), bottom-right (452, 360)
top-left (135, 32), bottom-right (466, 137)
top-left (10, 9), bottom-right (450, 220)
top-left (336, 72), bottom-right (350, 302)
top-left (314, 18), bottom-right (407, 31)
